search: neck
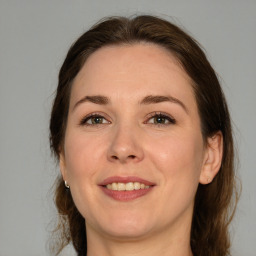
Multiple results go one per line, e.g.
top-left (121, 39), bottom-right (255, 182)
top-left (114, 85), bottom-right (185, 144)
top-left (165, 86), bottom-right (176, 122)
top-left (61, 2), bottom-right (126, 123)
top-left (86, 220), bottom-right (193, 256)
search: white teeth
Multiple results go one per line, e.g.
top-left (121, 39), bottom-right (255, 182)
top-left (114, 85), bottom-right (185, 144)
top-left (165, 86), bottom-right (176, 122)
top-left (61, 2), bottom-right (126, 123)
top-left (105, 182), bottom-right (151, 191)
top-left (134, 182), bottom-right (140, 190)
top-left (125, 182), bottom-right (134, 191)
top-left (117, 183), bottom-right (126, 191)
top-left (112, 182), bottom-right (118, 190)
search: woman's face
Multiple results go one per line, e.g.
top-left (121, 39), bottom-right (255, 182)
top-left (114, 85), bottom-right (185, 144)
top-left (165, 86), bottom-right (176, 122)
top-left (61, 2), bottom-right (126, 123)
top-left (60, 43), bottom-right (210, 240)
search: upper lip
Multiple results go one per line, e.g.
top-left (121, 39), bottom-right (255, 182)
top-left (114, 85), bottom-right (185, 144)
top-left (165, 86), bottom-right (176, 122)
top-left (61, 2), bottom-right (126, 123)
top-left (99, 176), bottom-right (155, 186)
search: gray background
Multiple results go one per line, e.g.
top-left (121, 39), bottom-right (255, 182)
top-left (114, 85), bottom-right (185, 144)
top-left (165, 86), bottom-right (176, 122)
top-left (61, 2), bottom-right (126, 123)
top-left (0, 1), bottom-right (255, 255)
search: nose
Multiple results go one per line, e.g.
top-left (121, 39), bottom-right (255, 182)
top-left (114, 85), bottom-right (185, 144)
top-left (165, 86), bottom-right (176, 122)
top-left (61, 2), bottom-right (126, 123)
top-left (107, 124), bottom-right (144, 164)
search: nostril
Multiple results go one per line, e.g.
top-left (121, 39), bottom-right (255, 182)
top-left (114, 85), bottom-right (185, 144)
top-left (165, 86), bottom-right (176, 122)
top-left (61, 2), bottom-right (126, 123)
top-left (110, 155), bottom-right (136, 161)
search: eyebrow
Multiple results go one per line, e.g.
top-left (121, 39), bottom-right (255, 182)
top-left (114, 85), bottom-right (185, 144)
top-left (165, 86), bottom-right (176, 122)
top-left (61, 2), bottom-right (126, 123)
top-left (72, 95), bottom-right (109, 111)
top-left (140, 95), bottom-right (188, 114)
top-left (72, 94), bottom-right (188, 114)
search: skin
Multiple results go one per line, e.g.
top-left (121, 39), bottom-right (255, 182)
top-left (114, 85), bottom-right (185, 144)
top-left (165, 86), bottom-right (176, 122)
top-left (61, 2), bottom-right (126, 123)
top-left (60, 43), bottom-right (223, 256)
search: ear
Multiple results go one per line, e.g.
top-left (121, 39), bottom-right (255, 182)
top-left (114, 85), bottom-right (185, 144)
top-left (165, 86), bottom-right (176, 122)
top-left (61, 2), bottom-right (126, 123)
top-left (199, 131), bottom-right (223, 185)
top-left (59, 151), bottom-right (68, 182)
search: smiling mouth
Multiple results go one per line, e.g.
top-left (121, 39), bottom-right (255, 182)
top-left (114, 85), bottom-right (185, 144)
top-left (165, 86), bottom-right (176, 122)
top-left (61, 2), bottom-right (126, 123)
top-left (99, 176), bottom-right (155, 201)
top-left (104, 182), bottom-right (151, 191)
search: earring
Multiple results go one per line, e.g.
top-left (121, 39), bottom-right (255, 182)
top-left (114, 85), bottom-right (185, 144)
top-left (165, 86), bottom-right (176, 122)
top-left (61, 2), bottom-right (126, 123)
top-left (64, 180), bottom-right (70, 189)
top-left (207, 176), bottom-right (211, 183)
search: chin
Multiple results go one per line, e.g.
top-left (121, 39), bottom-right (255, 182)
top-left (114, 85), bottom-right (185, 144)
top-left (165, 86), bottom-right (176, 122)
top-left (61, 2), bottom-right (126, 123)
top-left (102, 223), bottom-right (152, 240)
top-left (89, 212), bottom-right (154, 240)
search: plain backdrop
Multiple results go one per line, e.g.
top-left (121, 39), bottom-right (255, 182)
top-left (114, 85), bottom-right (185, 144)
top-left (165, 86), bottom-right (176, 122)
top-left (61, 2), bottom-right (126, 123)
top-left (0, 1), bottom-right (255, 255)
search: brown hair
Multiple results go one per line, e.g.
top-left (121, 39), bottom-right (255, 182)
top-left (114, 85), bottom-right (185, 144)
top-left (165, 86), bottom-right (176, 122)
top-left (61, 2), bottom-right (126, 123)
top-left (49, 15), bottom-right (238, 256)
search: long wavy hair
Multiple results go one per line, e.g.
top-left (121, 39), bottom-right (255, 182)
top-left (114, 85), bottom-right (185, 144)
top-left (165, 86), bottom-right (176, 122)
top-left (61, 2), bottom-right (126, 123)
top-left (49, 15), bottom-right (238, 256)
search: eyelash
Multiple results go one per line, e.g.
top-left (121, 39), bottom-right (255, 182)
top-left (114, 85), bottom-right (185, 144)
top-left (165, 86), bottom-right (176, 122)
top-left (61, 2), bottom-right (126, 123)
top-left (145, 112), bottom-right (176, 126)
top-left (79, 113), bottom-right (110, 126)
top-left (79, 112), bottom-right (176, 127)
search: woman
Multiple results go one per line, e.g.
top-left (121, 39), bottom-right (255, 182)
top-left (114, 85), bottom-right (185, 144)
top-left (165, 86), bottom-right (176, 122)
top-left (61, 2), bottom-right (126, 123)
top-left (49, 15), bottom-right (238, 256)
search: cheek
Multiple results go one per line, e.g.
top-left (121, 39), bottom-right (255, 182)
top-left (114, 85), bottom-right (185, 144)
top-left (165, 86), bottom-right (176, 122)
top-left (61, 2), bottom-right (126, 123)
top-left (147, 131), bottom-right (204, 184)
top-left (142, 131), bottom-right (205, 226)
top-left (63, 131), bottom-right (109, 218)
top-left (64, 130), bottom-right (106, 182)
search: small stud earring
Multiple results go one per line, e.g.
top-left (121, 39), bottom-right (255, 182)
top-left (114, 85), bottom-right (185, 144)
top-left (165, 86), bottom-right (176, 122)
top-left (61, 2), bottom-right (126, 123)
top-left (64, 180), bottom-right (70, 189)
top-left (207, 177), bottom-right (211, 183)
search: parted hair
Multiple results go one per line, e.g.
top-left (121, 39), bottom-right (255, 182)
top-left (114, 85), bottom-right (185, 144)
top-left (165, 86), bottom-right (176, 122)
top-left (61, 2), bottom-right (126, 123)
top-left (49, 15), bottom-right (238, 256)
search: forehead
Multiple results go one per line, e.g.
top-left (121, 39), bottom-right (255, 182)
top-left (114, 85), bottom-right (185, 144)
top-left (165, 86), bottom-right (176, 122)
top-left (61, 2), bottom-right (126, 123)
top-left (71, 43), bottom-right (196, 108)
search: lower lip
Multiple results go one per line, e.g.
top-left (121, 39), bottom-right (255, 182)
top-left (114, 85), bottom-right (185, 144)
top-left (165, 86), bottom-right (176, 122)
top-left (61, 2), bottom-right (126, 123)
top-left (100, 186), bottom-right (153, 201)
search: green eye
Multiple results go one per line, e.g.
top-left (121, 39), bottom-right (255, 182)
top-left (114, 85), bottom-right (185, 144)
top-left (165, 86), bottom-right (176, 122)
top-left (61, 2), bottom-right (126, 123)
top-left (91, 116), bottom-right (104, 124)
top-left (147, 113), bottom-right (176, 125)
top-left (154, 116), bottom-right (168, 124)
top-left (80, 114), bottom-right (109, 126)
